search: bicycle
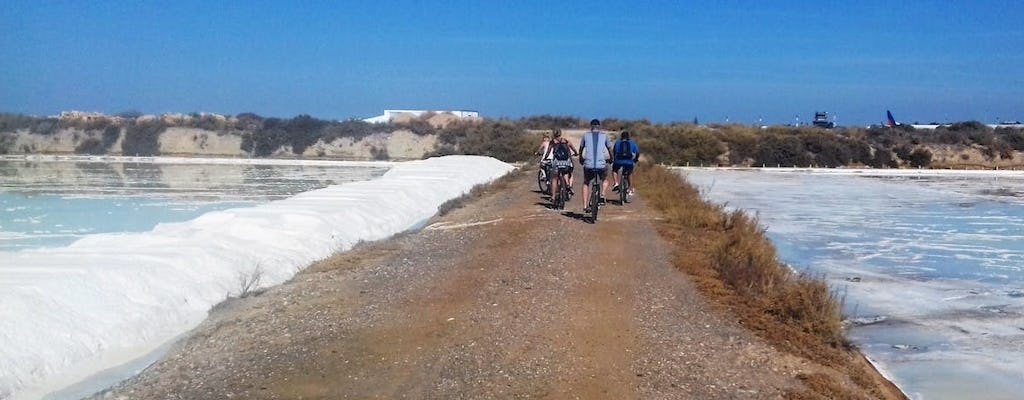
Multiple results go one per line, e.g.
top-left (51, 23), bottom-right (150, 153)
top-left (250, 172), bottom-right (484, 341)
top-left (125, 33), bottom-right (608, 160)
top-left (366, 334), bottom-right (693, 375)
top-left (537, 160), bottom-right (552, 194)
top-left (551, 168), bottom-right (570, 210)
top-left (586, 168), bottom-right (602, 223)
top-left (618, 169), bottom-right (631, 205)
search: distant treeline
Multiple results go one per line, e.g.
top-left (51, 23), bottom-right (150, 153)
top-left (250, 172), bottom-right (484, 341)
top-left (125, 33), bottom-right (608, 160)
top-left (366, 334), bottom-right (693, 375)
top-left (3, 112), bottom-right (1023, 167)
top-left (520, 116), bottom-right (1024, 168)
top-left (625, 120), bottom-right (1024, 168)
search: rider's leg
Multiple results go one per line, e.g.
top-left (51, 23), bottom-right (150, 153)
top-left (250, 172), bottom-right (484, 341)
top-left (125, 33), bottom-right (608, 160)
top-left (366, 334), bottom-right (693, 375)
top-left (582, 169), bottom-right (593, 210)
top-left (550, 171), bottom-right (559, 202)
top-left (611, 164), bottom-right (621, 190)
top-left (600, 167), bottom-right (610, 201)
top-left (566, 168), bottom-right (575, 195)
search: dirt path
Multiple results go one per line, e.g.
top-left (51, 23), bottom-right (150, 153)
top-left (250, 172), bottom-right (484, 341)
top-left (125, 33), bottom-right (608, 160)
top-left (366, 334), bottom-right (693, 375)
top-left (96, 167), bottom-right (815, 399)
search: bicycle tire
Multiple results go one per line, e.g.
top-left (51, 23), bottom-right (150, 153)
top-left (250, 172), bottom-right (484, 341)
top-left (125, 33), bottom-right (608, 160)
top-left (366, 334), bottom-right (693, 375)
top-left (590, 178), bottom-right (600, 222)
top-left (557, 175), bottom-right (569, 209)
top-left (619, 177), bottom-right (628, 205)
top-left (621, 174), bottom-right (630, 204)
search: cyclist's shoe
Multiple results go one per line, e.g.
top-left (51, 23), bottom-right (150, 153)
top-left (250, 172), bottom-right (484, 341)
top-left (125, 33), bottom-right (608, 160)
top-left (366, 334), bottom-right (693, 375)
top-left (612, 184), bottom-right (620, 192)
top-left (599, 197), bottom-right (607, 205)
top-left (568, 188), bottom-right (574, 196)
top-left (628, 188), bottom-right (635, 195)
top-left (583, 206), bottom-right (591, 214)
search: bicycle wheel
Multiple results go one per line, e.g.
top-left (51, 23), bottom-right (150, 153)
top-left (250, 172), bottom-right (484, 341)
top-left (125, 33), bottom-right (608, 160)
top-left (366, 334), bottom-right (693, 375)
top-left (590, 179), bottom-right (600, 222)
top-left (557, 177), bottom-right (569, 209)
top-left (621, 175), bottom-right (630, 204)
top-left (537, 167), bottom-right (550, 193)
top-left (619, 177), bottom-right (628, 205)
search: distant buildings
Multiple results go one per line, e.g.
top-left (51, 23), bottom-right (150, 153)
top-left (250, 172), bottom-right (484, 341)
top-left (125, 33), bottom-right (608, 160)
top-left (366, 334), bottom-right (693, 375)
top-left (363, 109), bottom-right (479, 124)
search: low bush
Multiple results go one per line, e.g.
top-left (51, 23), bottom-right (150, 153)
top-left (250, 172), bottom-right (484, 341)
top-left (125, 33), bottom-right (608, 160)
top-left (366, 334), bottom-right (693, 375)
top-left (0, 133), bottom-right (14, 154)
top-left (122, 120), bottom-right (165, 156)
top-left (432, 119), bottom-right (534, 162)
top-left (369, 145), bottom-right (389, 160)
top-left (102, 125), bottom-right (121, 149)
top-left (392, 118), bottom-right (436, 136)
top-left (907, 147), bottom-right (932, 168)
top-left (0, 114), bottom-right (60, 135)
top-left (74, 138), bottom-right (105, 154)
top-left (756, 133), bottom-right (812, 167)
top-left (321, 119), bottom-right (390, 142)
top-left (629, 123), bottom-right (725, 165)
top-left (516, 115), bottom-right (581, 130)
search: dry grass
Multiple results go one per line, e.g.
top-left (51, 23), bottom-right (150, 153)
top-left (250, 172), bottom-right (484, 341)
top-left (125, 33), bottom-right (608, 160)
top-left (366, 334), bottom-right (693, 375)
top-left (634, 162), bottom-right (905, 399)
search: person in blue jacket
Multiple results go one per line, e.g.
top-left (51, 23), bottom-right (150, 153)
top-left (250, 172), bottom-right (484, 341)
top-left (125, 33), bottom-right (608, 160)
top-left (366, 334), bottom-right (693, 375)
top-left (611, 130), bottom-right (640, 195)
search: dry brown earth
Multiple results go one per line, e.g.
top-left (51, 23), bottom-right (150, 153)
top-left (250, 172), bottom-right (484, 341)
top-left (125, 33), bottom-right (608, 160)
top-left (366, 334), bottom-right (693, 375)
top-left (94, 167), bottom-right (891, 399)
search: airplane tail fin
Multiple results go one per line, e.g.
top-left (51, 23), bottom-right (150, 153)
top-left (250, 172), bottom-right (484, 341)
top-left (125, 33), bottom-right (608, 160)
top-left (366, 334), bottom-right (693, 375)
top-left (886, 110), bottom-right (898, 127)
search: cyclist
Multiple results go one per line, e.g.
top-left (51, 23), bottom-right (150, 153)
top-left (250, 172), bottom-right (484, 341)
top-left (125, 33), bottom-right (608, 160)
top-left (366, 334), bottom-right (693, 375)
top-left (536, 130), bottom-right (553, 193)
top-left (611, 130), bottom-right (640, 195)
top-left (536, 131), bottom-right (552, 163)
top-left (578, 118), bottom-right (612, 213)
top-left (542, 129), bottom-right (578, 206)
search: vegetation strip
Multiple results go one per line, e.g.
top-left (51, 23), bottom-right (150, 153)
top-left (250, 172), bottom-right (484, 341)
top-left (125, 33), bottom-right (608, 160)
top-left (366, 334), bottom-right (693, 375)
top-left (6, 113), bottom-right (1024, 170)
top-left (634, 161), bottom-right (906, 399)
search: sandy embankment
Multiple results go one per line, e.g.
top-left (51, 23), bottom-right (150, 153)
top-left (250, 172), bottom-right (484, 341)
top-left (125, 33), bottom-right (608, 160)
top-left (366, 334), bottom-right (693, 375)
top-left (6, 128), bottom-right (438, 160)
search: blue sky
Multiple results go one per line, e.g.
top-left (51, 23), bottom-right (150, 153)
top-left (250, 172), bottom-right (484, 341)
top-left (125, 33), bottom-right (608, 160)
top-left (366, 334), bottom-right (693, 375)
top-left (2, 0), bottom-right (1022, 125)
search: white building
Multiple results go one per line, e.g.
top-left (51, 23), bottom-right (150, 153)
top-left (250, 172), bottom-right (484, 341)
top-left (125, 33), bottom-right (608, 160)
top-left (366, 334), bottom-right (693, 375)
top-left (363, 109), bottom-right (479, 124)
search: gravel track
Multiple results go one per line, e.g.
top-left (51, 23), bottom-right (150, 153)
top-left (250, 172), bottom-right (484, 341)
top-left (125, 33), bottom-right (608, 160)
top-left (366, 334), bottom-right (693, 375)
top-left (95, 167), bottom-right (816, 399)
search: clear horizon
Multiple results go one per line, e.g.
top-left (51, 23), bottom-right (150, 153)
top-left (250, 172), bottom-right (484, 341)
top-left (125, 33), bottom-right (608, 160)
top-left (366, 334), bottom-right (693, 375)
top-left (2, 1), bottom-right (1022, 125)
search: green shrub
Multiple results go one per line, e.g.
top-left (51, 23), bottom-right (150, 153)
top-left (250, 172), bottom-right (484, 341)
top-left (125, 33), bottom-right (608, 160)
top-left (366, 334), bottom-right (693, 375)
top-left (803, 134), bottom-right (852, 167)
top-left (248, 118), bottom-right (287, 157)
top-left (321, 119), bottom-right (390, 142)
top-left (0, 133), bottom-right (14, 154)
top-left (101, 126), bottom-right (121, 149)
top-left (631, 123), bottom-right (725, 165)
top-left (755, 134), bottom-right (812, 167)
top-left (122, 120), bottom-right (165, 156)
top-left (907, 147), bottom-right (932, 167)
top-left (433, 119), bottom-right (533, 162)
top-left (0, 113), bottom-right (35, 132)
top-left (869, 146), bottom-right (898, 168)
top-left (75, 138), bottom-right (106, 154)
top-left (892, 144), bottom-right (912, 161)
top-left (195, 114), bottom-right (228, 132)
top-left (716, 125), bottom-right (760, 165)
top-left (235, 112), bottom-right (264, 131)
top-left (115, 110), bottom-right (143, 119)
top-left (369, 145), bottom-right (389, 160)
top-left (393, 118), bottom-right (436, 136)
top-left (285, 114), bottom-right (326, 154)
top-left (0, 114), bottom-right (60, 135)
top-left (996, 127), bottom-right (1024, 151)
top-left (516, 115), bottom-right (581, 130)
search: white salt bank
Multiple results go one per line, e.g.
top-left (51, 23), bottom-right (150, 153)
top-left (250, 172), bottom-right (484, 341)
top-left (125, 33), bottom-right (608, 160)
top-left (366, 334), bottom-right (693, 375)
top-left (0, 155), bottom-right (514, 400)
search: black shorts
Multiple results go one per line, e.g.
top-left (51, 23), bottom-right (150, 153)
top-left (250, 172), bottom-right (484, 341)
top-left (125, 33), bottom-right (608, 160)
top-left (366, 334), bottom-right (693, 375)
top-left (555, 165), bottom-right (573, 178)
top-left (583, 167), bottom-right (607, 185)
top-left (612, 163), bottom-right (634, 175)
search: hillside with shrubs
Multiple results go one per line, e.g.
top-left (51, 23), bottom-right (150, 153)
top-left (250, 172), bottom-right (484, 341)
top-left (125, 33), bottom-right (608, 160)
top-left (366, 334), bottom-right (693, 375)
top-left (2, 112), bottom-right (1022, 168)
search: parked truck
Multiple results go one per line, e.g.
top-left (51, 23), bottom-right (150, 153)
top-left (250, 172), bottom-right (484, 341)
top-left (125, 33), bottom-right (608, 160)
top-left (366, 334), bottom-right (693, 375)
top-left (813, 111), bottom-right (835, 129)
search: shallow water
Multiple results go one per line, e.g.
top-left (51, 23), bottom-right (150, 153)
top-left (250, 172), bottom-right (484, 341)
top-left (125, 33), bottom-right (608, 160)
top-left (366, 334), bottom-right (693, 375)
top-left (681, 168), bottom-right (1024, 400)
top-left (0, 159), bottom-right (388, 251)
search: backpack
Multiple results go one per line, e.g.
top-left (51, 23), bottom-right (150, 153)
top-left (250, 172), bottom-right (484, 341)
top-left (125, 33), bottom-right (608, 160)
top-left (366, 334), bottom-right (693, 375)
top-left (615, 139), bottom-right (634, 160)
top-left (552, 140), bottom-right (571, 161)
